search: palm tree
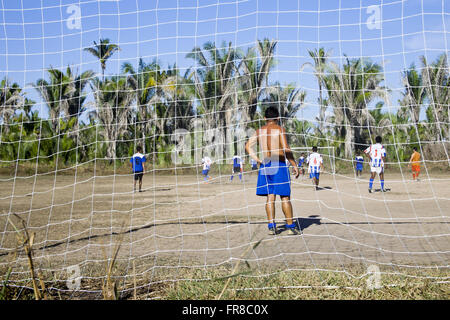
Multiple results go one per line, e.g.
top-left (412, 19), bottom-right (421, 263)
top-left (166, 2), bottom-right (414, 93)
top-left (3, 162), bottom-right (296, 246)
top-left (65, 67), bottom-right (95, 119)
top-left (122, 58), bottom-right (162, 152)
top-left (420, 53), bottom-right (449, 141)
top-left (90, 76), bottom-right (134, 161)
top-left (0, 78), bottom-right (26, 134)
top-left (149, 65), bottom-right (195, 138)
top-left (84, 38), bottom-right (120, 81)
top-left (368, 102), bottom-right (394, 138)
top-left (239, 38), bottom-right (277, 123)
top-left (323, 57), bottom-right (388, 158)
top-left (186, 41), bottom-right (240, 160)
top-left (399, 63), bottom-right (426, 126)
top-left (33, 68), bottom-right (74, 132)
top-left (33, 67), bottom-right (93, 135)
top-left (301, 48), bottom-right (331, 136)
top-left (263, 82), bottom-right (306, 119)
top-left (261, 82), bottom-right (306, 145)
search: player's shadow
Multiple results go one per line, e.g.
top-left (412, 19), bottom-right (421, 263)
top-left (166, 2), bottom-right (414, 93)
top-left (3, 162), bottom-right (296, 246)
top-left (296, 215), bottom-right (321, 231)
top-left (316, 186), bottom-right (332, 191)
top-left (372, 188), bottom-right (391, 193)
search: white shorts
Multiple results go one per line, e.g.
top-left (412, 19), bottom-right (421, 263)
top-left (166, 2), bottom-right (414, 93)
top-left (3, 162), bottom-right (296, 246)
top-left (370, 166), bottom-right (384, 174)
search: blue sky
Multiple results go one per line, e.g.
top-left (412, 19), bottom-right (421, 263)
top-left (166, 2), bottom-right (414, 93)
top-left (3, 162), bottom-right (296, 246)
top-left (0, 0), bottom-right (449, 122)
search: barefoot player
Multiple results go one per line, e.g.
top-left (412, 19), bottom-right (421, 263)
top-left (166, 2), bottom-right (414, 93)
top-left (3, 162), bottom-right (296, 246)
top-left (408, 147), bottom-right (421, 181)
top-left (245, 106), bottom-right (300, 235)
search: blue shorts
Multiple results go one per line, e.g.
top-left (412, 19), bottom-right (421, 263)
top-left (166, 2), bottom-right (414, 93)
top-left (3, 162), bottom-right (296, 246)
top-left (202, 169), bottom-right (209, 175)
top-left (256, 160), bottom-right (291, 197)
top-left (310, 172), bottom-right (320, 180)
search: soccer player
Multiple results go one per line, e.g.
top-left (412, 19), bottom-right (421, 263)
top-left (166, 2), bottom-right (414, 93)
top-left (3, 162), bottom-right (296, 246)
top-left (306, 146), bottom-right (324, 190)
top-left (245, 106), bottom-right (300, 235)
top-left (297, 153), bottom-right (306, 176)
top-left (130, 146), bottom-right (146, 192)
top-left (355, 150), bottom-right (364, 177)
top-left (364, 136), bottom-right (387, 193)
top-left (250, 157), bottom-right (259, 171)
top-left (408, 147), bottom-right (421, 181)
top-left (230, 155), bottom-right (243, 182)
top-left (201, 156), bottom-right (212, 182)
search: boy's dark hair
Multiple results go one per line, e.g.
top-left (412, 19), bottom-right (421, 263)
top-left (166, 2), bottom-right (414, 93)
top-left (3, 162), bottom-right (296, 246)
top-left (264, 106), bottom-right (279, 120)
top-left (136, 146), bottom-right (142, 152)
top-left (413, 147), bottom-right (417, 151)
top-left (375, 136), bottom-right (382, 143)
top-left (312, 146), bottom-right (318, 152)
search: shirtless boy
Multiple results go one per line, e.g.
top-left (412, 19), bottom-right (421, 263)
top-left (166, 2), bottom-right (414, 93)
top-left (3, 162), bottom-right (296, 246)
top-left (245, 106), bottom-right (300, 235)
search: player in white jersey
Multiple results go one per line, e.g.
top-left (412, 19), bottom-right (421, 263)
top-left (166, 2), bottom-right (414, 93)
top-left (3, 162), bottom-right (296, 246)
top-left (306, 146), bottom-right (324, 190)
top-left (364, 136), bottom-right (387, 193)
top-left (201, 156), bottom-right (212, 182)
top-left (354, 150), bottom-right (364, 177)
top-left (230, 155), bottom-right (243, 182)
top-left (250, 158), bottom-right (258, 171)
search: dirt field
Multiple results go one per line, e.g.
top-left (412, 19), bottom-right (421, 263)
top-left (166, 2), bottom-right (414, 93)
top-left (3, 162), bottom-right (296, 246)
top-left (0, 169), bottom-right (449, 279)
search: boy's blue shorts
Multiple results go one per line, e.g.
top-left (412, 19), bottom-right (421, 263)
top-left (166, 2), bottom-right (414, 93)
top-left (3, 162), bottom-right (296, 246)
top-left (310, 172), bottom-right (320, 180)
top-left (256, 160), bottom-right (291, 197)
top-left (202, 169), bottom-right (209, 175)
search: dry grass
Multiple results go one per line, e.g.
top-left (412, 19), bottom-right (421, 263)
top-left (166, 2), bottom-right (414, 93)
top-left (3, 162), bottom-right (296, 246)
top-left (1, 260), bottom-right (448, 300)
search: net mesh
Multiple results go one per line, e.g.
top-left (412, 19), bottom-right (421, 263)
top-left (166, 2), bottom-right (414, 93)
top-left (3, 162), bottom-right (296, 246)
top-left (0, 0), bottom-right (449, 298)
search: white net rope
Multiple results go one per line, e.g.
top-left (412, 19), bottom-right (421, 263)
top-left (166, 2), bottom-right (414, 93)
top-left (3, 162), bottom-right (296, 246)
top-left (0, 0), bottom-right (449, 297)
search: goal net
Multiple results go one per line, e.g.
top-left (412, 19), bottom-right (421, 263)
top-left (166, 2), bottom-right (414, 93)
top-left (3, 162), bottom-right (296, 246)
top-left (0, 0), bottom-right (449, 299)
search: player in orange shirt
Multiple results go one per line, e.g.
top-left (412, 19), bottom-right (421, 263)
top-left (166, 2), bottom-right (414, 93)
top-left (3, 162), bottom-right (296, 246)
top-left (408, 147), bottom-right (421, 181)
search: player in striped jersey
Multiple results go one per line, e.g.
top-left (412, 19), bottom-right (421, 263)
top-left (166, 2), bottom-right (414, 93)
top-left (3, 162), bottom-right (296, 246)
top-left (364, 136), bottom-right (387, 193)
top-left (306, 146), bottom-right (324, 191)
top-left (201, 156), bottom-right (212, 182)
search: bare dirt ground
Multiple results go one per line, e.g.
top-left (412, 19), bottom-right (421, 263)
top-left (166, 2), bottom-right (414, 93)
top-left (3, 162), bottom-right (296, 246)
top-left (0, 168), bottom-right (449, 277)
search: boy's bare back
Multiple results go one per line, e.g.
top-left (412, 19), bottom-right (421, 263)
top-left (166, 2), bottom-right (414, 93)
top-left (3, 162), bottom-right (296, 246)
top-left (246, 121), bottom-right (298, 177)
top-left (257, 122), bottom-right (288, 161)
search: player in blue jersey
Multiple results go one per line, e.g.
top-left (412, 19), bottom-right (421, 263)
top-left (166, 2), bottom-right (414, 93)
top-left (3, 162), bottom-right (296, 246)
top-left (130, 146), bottom-right (146, 192)
top-left (250, 158), bottom-right (258, 171)
top-left (355, 150), bottom-right (364, 177)
top-left (297, 153), bottom-right (306, 176)
top-left (230, 155), bottom-right (243, 182)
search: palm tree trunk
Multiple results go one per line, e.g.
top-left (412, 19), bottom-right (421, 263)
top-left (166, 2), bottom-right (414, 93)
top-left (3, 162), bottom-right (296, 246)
top-left (344, 125), bottom-right (354, 159)
top-left (225, 108), bottom-right (233, 159)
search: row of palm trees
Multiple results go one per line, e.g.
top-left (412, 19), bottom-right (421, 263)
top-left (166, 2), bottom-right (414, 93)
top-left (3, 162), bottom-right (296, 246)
top-left (0, 37), bottom-right (449, 167)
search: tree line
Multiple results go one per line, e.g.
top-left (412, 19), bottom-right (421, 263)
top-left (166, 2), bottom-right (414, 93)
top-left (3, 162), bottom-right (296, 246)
top-left (0, 38), bottom-right (449, 168)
